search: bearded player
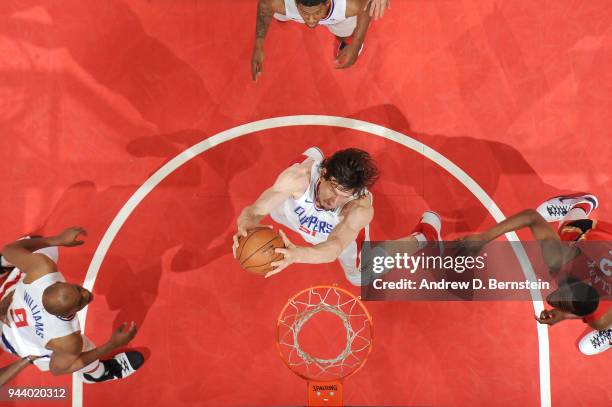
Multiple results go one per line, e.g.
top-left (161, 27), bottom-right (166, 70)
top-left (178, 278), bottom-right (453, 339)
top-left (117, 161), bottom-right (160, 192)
top-left (232, 147), bottom-right (442, 286)
top-left (251, 0), bottom-right (389, 80)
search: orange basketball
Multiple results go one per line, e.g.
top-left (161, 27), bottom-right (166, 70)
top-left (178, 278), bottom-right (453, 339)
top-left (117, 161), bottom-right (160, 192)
top-left (236, 227), bottom-right (285, 275)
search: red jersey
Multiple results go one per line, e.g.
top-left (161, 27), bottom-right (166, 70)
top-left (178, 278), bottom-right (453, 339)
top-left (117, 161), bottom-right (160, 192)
top-left (558, 220), bottom-right (612, 323)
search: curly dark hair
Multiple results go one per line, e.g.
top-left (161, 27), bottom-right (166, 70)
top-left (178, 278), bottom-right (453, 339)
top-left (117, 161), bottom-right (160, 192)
top-left (320, 148), bottom-right (379, 197)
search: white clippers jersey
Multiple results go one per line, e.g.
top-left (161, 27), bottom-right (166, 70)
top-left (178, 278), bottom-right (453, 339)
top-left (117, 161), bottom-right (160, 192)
top-left (283, 0), bottom-right (348, 26)
top-left (270, 147), bottom-right (367, 245)
top-left (2, 271), bottom-right (80, 357)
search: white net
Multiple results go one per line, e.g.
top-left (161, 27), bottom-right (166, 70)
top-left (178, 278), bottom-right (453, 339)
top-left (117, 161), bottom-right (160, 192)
top-left (277, 286), bottom-right (373, 381)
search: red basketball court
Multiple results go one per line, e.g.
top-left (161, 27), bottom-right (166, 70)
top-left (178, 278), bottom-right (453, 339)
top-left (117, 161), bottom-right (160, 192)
top-left (0, 1), bottom-right (611, 406)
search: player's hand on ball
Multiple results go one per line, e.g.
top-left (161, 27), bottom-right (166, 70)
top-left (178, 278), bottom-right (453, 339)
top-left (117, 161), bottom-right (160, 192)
top-left (109, 322), bottom-right (138, 348)
top-left (335, 42), bottom-right (361, 69)
top-left (53, 226), bottom-right (87, 247)
top-left (232, 224), bottom-right (273, 258)
top-left (266, 230), bottom-right (300, 278)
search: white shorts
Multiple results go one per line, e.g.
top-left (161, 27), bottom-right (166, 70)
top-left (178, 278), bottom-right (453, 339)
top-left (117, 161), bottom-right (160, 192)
top-left (337, 226), bottom-right (370, 286)
top-left (273, 14), bottom-right (357, 37)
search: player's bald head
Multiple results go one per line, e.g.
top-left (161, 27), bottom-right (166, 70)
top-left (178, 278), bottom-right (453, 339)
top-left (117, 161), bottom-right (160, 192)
top-left (42, 282), bottom-right (93, 317)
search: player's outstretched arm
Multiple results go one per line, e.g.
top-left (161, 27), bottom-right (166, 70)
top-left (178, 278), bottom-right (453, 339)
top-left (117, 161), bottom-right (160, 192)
top-left (267, 204), bottom-right (373, 277)
top-left (457, 209), bottom-right (575, 271)
top-left (2, 227), bottom-right (87, 278)
top-left (302, 205), bottom-right (373, 263)
top-left (252, 0), bottom-right (283, 81)
top-left (47, 322), bottom-right (137, 376)
top-left (233, 164), bottom-right (309, 257)
top-left (336, 0), bottom-right (373, 69)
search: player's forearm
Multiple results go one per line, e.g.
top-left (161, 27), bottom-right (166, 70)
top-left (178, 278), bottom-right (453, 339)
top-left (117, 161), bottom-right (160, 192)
top-left (295, 240), bottom-right (344, 264)
top-left (50, 342), bottom-right (115, 376)
top-left (352, 7), bottom-right (372, 44)
top-left (255, 0), bottom-right (274, 45)
top-left (240, 205), bottom-right (266, 226)
top-left (481, 209), bottom-right (546, 242)
top-left (3, 236), bottom-right (58, 261)
top-left (0, 358), bottom-right (32, 385)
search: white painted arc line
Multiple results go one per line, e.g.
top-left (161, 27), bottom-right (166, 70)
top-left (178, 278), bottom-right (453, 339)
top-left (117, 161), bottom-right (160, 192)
top-left (73, 115), bottom-right (550, 407)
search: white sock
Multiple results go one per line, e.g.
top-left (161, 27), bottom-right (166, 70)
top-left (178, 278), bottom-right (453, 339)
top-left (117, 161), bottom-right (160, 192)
top-left (83, 362), bottom-right (105, 378)
top-left (561, 207), bottom-right (589, 223)
top-left (410, 232), bottom-right (427, 250)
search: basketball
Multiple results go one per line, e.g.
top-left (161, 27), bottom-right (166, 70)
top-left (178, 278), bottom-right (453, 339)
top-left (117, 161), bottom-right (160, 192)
top-left (236, 227), bottom-right (285, 275)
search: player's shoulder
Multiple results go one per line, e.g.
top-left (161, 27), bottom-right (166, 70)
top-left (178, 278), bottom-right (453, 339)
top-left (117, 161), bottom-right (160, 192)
top-left (345, 0), bottom-right (366, 17)
top-left (274, 160), bottom-right (312, 192)
top-left (342, 195), bottom-right (374, 220)
top-left (22, 253), bottom-right (58, 283)
top-left (46, 331), bottom-right (83, 355)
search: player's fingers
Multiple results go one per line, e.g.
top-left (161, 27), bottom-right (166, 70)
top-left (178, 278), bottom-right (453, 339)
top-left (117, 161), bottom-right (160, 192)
top-left (275, 248), bottom-right (288, 255)
top-left (255, 63), bottom-right (263, 82)
top-left (335, 55), bottom-right (350, 69)
top-left (278, 230), bottom-right (292, 247)
top-left (372, 3), bottom-right (380, 18)
top-left (265, 268), bottom-right (280, 278)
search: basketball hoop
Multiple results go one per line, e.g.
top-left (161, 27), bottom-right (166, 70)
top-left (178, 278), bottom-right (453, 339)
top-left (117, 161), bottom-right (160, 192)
top-left (276, 285), bottom-right (374, 406)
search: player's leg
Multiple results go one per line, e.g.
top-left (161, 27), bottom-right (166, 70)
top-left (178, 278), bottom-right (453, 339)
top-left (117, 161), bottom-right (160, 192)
top-left (79, 336), bottom-right (144, 383)
top-left (578, 329), bottom-right (612, 356)
top-left (395, 211), bottom-right (443, 253)
top-left (338, 212), bottom-right (443, 286)
top-left (338, 225), bottom-right (371, 286)
top-left (326, 18), bottom-right (363, 57)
